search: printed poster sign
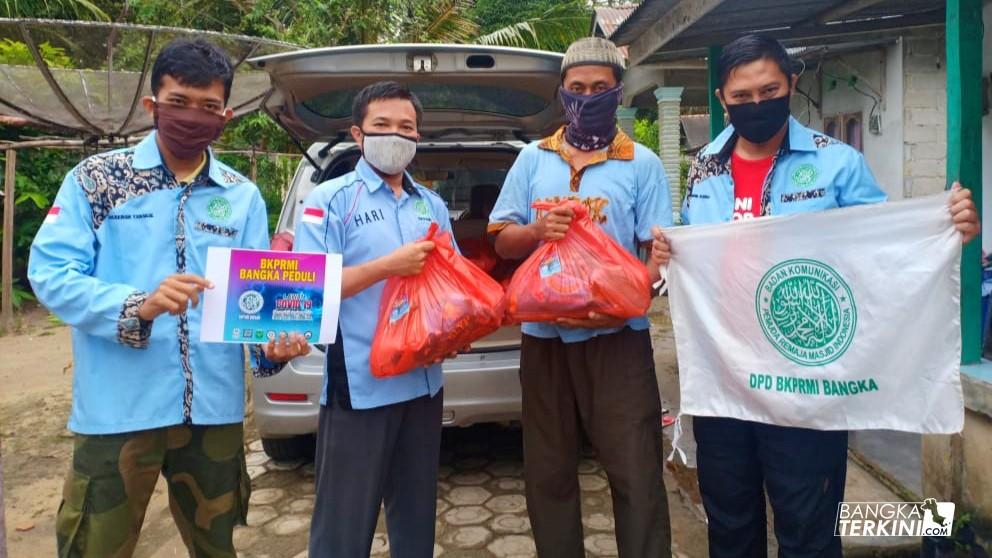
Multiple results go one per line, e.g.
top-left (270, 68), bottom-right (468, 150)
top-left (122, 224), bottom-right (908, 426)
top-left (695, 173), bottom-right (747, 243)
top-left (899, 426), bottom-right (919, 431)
top-left (201, 248), bottom-right (342, 344)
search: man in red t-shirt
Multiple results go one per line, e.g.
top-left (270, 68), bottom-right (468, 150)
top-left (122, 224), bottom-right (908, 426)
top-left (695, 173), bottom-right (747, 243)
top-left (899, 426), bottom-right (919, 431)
top-left (731, 152), bottom-right (773, 220)
top-left (651, 34), bottom-right (980, 558)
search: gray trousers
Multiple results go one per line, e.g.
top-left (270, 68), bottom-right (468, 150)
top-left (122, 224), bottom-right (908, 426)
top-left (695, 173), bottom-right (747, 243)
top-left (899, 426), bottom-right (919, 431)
top-left (520, 328), bottom-right (672, 558)
top-left (308, 391), bottom-right (443, 558)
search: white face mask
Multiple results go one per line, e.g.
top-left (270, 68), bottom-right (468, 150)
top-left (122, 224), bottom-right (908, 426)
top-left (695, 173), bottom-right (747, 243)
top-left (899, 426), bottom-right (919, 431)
top-left (361, 132), bottom-right (417, 176)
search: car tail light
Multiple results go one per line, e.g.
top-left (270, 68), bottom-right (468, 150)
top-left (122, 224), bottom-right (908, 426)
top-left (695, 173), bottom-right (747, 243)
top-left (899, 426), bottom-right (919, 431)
top-left (267, 393), bottom-right (308, 402)
top-left (270, 231), bottom-right (294, 251)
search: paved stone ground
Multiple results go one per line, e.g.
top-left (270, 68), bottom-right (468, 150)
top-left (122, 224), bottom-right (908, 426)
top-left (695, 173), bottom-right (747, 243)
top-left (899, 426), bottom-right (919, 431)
top-left (140, 300), bottom-right (709, 558)
top-left (207, 422), bottom-right (709, 558)
top-left (83, 299), bottom-right (910, 557)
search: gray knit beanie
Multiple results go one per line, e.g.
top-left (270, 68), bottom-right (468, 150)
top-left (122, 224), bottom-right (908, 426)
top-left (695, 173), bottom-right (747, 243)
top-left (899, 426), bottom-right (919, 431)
top-left (561, 37), bottom-right (626, 78)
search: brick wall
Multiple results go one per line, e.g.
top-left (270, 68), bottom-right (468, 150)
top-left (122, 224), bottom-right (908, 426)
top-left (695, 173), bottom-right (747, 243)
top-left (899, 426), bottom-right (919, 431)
top-left (902, 34), bottom-right (948, 198)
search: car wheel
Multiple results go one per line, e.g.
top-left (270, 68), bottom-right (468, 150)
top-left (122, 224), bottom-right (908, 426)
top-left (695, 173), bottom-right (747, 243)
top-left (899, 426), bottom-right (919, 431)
top-left (261, 434), bottom-right (316, 462)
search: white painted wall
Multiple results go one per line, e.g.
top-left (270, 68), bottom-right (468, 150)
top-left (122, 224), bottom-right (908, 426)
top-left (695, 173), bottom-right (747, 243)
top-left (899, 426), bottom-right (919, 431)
top-left (902, 35), bottom-right (948, 199)
top-left (793, 43), bottom-right (905, 201)
top-left (982, 2), bottom-right (992, 253)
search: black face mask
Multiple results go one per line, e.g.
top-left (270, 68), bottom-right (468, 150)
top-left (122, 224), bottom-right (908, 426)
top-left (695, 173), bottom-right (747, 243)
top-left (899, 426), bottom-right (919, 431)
top-left (726, 94), bottom-right (791, 144)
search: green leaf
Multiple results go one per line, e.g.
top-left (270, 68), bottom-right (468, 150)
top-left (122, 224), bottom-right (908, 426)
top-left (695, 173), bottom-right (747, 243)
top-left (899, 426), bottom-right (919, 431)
top-left (0, 0), bottom-right (109, 20)
top-left (15, 191), bottom-right (49, 209)
top-left (475, 0), bottom-right (592, 52)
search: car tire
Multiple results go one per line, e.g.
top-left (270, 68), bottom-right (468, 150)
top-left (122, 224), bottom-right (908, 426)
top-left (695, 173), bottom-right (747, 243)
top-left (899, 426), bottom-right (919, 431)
top-left (261, 434), bottom-right (316, 462)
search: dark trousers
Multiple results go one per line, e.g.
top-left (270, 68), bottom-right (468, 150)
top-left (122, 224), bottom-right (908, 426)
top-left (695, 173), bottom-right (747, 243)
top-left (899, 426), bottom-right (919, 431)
top-left (694, 416), bottom-right (848, 558)
top-left (308, 391), bottom-right (443, 558)
top-left (520, 328), bottom-right (671, 558)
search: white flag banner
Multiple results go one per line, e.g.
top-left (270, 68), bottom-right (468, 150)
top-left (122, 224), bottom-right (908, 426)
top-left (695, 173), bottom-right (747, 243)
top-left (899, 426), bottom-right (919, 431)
top-left (665, 193), bottom-right (964, 461)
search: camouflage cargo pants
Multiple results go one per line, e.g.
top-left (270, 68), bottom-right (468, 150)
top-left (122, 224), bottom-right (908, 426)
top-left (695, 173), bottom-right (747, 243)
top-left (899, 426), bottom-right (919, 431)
top-left (56, 423), bottom-right (250, 558)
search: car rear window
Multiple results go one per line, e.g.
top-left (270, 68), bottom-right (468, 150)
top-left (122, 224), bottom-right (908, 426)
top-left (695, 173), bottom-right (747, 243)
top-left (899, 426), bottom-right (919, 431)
top-left (302, 84), bottom-right (549, 118)
top-left (416, 168), bottom-right (508, 220)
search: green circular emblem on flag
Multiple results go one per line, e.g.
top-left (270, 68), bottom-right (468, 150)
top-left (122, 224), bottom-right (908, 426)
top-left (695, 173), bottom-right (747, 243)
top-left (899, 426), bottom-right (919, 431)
top-left (791, 163), bottom-right (818, 187)
top-left (755, 258), bottom-right (857, 366)
top-left (207, 196), bottom-right (232, 221)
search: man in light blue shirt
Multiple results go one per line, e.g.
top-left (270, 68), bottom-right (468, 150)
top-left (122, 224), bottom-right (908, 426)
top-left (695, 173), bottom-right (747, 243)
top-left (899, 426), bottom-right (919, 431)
top-left (489, 38), bottom-right (673, 557)
top-left (28, 39), bottom-right (307, 558)
top-left (654, 34), bottom-right (980, 558)
top-left (295, 81), bottom-right (453, 558)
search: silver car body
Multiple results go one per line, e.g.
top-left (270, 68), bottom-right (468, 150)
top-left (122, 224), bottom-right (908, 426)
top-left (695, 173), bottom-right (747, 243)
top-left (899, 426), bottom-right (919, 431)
top-left (252, 139), bottom-right (528, 439)
top-left (247, 44), bottom-right (664, 452)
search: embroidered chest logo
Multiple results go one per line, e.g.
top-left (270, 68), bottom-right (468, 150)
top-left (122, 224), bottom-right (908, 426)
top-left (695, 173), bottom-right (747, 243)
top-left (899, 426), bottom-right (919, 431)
top-left (414, 199), bottom-right (432, 221)
top-left (536, 195), bottom-right (610, 223)
top-left (791, 164), bottom-right (819, 188)
top-left (354, 208), bottom-right (386, 228)
top-left (207, 196), bottom-right (232, 221)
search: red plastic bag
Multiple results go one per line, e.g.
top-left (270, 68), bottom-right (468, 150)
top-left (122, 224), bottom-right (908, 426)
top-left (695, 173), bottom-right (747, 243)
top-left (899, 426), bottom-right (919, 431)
top-left (505, 200), bottom-right (651, 323)
top-left (458, 234), bottom-right (499, 274)
top-left (371, 223), bottom-right (505, 378)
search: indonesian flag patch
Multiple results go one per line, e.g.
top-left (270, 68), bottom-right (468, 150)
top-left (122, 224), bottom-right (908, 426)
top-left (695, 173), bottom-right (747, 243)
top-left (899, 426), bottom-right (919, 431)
top-left (44, 206), bottom-right (61, 225)
top-left (302, 207), bottom-right (324, 225)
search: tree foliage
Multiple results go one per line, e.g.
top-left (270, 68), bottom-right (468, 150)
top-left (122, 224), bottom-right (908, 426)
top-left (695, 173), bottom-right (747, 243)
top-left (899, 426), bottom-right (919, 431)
top-left (476, 1), bottom-right (592, 53)
top-left (468, 0), bottom-right (562, 35)
top-left (633, 118), bottom-right (658, 153)
top-left (0, 38), bottom-right (73, 67)
top-left (406, 0), bottom-right (478, 44)
top-left (3, 0), bottom-right (605, 309)
top-left (0, 134), bottom-right (81, 310)
top-left (0, 0), bottom-right (109, 20)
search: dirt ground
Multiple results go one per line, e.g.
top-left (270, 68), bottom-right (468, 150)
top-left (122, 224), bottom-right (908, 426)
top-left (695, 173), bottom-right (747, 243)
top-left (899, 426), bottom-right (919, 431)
top-left (0, 303), bottom-right (710, 558)
top-left (0, 306), bottom-right (244, 558)
top-left (1, 306), bottom-right (82, 558)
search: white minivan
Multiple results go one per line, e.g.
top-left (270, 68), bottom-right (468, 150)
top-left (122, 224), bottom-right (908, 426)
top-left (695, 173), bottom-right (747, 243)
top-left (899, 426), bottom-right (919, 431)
top-left (247, 44), bottom-right (565, 460)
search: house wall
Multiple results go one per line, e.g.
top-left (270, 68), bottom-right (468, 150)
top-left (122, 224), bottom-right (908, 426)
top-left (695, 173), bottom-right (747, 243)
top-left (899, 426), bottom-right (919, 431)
top-left (793, 43), bottom-right (905, 201)
top-left (792, 35), bottom-right (954, 204)
top-left (922, 5), bottom-right (992, 538)
top-left (902, 34), bottom-right (949, 200)
top-left (923, 403), bottom-right (992, 537)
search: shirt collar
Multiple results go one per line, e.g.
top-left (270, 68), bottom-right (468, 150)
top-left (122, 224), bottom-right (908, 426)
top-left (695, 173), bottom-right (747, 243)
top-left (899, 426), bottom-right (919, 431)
top-left (538, 125), bottom-right (636, 161)
top-left (131, 131), bottom-right (233, 188)
top-left (702, 116), bottom-right (816, 160)
top-left (356, 157), bottom-right (419, 196)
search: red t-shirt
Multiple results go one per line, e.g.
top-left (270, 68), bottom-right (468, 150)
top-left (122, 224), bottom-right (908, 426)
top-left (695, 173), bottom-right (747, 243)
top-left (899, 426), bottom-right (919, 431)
top-left (731, 152), bottom-right (774, 220)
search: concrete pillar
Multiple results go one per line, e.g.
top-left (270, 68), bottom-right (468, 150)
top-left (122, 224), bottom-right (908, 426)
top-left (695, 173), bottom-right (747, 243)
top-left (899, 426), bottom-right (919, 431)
top-left (946, 0), bottom-right (984, 363)
top-left (707, 45), bottom-right (726, 140)
top-left (655, 86), bottom-right (684, 222)
top-left (616, 106), bottom-right (638, 139)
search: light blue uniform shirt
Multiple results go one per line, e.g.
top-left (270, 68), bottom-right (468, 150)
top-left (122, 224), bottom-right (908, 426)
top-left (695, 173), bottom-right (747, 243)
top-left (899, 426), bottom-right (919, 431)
top-left (682, 117), bottom-right (887, 224)
top-left (488, 128), bottom-right (673, 344)
top-left (294, 158), bottom-right (451, 410)
top-left (28, 132), bottom-right (277, 435)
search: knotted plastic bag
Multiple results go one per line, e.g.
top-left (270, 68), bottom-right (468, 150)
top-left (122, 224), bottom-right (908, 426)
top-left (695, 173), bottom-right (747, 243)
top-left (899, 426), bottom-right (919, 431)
top-left (505, 200), bottom-right (651, 323)
top-left (371, 223), bottom-right (505, 378)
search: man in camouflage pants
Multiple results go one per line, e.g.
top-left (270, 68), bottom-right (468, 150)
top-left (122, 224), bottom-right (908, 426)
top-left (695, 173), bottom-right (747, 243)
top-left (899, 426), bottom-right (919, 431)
top-left (58, 425), bottom-right (249, 557)
top-left (28, 39), bottom-right (308, 557)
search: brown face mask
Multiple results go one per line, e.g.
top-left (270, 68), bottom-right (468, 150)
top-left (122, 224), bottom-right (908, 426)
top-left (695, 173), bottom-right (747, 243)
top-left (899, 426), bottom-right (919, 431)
top-left (153, 102), bottom-right (226, 160)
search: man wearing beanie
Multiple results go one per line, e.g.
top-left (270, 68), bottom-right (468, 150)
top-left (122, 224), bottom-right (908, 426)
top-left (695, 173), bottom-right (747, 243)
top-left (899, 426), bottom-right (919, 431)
top-left (489, 37), bottom-right (673, 557)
